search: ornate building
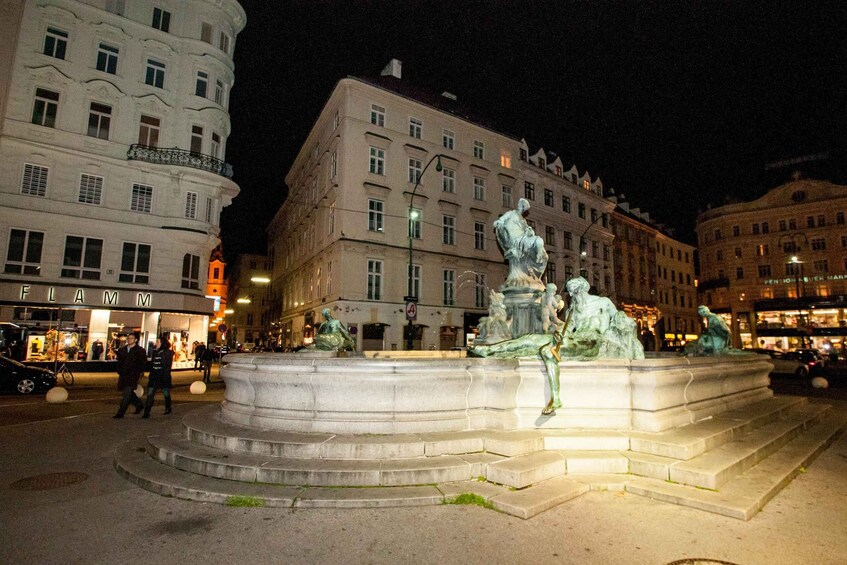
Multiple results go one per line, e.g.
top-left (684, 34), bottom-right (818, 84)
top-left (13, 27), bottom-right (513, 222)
top-left (0, 0), bottom-right (244, 363)
top-left (696, 179), bottom-right (847, 351)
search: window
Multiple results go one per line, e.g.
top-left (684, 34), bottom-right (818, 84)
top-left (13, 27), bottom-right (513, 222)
top-left (502, 185), bottom-right (512, 207)
top-left (87, 102), bottom-right (111, 139)
top-left (106, 0), bottom-right (126, 15)
top-left (732, 225), bottom-right (740, 237)
top-left (789, 219), bottom-right (796, 230)
top-left (4, 229), bottom-right (44, 275)
top-left (545, 226), bottom-right (555, 246)
top-left (842, 235), bottom-right (847, 248)
top-left (32, 88), bottom-right (59, 127)
top-left (578, 203), bottom-right (586, 219)
top-left (544, 189), bottom-right (553, 207)
top-left (61, 236), bottom-right (103, 280)
top-left (811, 237), bottom-right (826, 251)
top-left (473, 140), bottom-right (484, 159)
top-left (716, 249), bottom-right (723, 261)
top-left (409, 117), bottom-right (422, 139)
top-left (442, 215), bottom-right (455, 245)
top-left (131, 183), bottom-right (153, 213)
top-left (817, 215), bottom-right (825, 227)
top-left (473, 177), bottom-right (486, 200)
top-left (475, 273), bottom-right (486, 308)
top-left (184, 191), bottom-right (198, 219)
top-left (246, 313), bottom-right (254, 326)
top-left (604, 245), bottom-right (610, 261)
top-left (78, 174), bottom-right (103, 205)
top-left (756, 244), bottom-right (769, 257)
top-left (779, 220), bottom-right (787, 231)
top-left (211, 132), bottom-right (221, 159)
top-left (714, 229), bottom-right (722, 241)
top-left (408, 264), bottom-right (421, 299)
top-left (370, 104), bottom-right (385, 127)
top-left (592, 241), bottom-right (599, 258)
top-left (330, 150), bottom-right (337, 179)
top-left (138, 115), bottom-right (160, 146)
top-left (783, 240), bottom-right (798, 253)
top-left (786, 262), bottom-right (801, 276)
top-left (500, 150), bottom-right (512, 169)
top-left (564, 231), bottom-right (572, 250)
top-left (807, 216), bottom-right (815, 228)
top-left (205, 196), bottom-right (214, 223)
top-left (752, 223), bottom-right (760, 235)
top-left (524, 181), bottom-right (535, 200)
top-left (813, 259), bottom-right (828, 273)
top-left (734, 247), bottom-right (742, 259)
top-left (758, 265), bottom-right (771, 278)
top-left (408, 158), bottom-right (422, 183)
top-left (565, 265), bottom-right (573, 280)
top-left (96, 43), bottom-right (118, 74)
top-left (538, 158), bottom-right (546, 169)
top-left (442, 168), bottom-right (455, 193)
top-left (442, 129), bottom-right (454, 149)
top-left (762, 222), bottom-right (769, 234)
top-left (43, 27), bottom-right (67, 59)
top-left (367, 260), bottom-right (382, 300)
top-left (443, 269), bottom-right (455, 305)
top-left (591, 208), bottom-right (599, 223)
top-left (21, 164), bottom-right (48, 197)
top-left (201, 22), bottom-right (213, 43)
top-left (546, 262), bottom-right (556, 285)
top-left (333, 109), bottom-right (340, 130)
top-left (408, 208), bottom-right (421, 239)
top-left (181, 254), bottom-right (201, 289)
top-left (119, 242), bottom-right (151, 283)
top-left (145, 59), bottom-right (165, 88)
top-left (214, 80), bottom-right (225, 105)
top-left (582, 179), bottom-right (590, 190)
top-left (837, 212), bottom-right (845, 225)
top-left (219, 32), bottom-right (230, 54)
top-left (195, 71), bottom-right (209, 97)
top-left (367, 199), bottom-right (384, 232)
top-left (190, 125), bottom-right (204, 153)
top-left (368, 146), bottom-right (384, 175)
top-left (562, 195), bottom-right (571, 213)
top-left (474, 222), bottom-right (486, 250)
top-left (152, 7), bottom-right (171, 32)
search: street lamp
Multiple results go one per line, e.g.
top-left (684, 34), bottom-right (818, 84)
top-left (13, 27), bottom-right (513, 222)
top-left (406, 154), bottom-right (444, 351)
top-left (577, 212), bottom-right (609, 281)
top-left (251, 274), bottom-right (271, 350)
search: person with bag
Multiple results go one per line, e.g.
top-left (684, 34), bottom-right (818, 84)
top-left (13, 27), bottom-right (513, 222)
top-left (143, 336), bottom-right (173, 418)
top-left (201, 345), bottom-right (215, 383)
top-left (114, 331), bottom-right (146, 418)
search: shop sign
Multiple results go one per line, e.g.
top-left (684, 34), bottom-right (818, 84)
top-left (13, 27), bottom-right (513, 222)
top-left (19, 284), bottom-right (152, 308)
top-left (763, 274), bottom-right (847, 286)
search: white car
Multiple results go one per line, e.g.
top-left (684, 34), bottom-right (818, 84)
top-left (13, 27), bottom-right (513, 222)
top-left (746, 349), bottom-right (810, 377)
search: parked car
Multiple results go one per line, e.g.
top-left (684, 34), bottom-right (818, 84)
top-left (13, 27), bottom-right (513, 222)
top-left (744, 349), bottom-right (810, 378)
top-left (0, 355), bottom-right (57, 394)
top-left (790, 349), bottom-right (826, 373)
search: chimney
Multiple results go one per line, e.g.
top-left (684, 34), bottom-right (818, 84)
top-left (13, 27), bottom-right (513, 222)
top-left (380, 59), bottom-right (402, 79)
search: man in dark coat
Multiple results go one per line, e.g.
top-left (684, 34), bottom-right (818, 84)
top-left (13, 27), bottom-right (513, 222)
top-left (143, 337), bottom-right (173, 418)
top-left (114, 331), bottom-right (147, 418)
top-left (194, 341), bottom-right (206, 371)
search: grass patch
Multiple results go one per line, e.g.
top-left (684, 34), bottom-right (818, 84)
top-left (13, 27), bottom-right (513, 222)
top-left (444, 493), bottom-right (494, 509)
top-left (226, 495), bottom-right (266, 507)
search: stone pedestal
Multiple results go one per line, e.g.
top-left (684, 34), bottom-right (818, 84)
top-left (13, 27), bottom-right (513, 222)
top-left (502, 287), bottom-right (543, 336)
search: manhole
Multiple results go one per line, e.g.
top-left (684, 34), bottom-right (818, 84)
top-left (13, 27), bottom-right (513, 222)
top-left (667, 560), bottom-right (741, 565)
top-left (10, 472), bottom-right (89, 491)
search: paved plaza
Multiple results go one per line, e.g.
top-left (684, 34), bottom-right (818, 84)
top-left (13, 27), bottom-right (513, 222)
top-left (1, 379), bottom-right (845, 564)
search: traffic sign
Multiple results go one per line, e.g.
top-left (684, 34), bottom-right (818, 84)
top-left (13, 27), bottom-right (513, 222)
top-left (405, 301), bottom-right (417, 321)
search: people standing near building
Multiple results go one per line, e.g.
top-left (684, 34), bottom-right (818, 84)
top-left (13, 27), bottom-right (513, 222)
top-left (194, 341), bottom-right (206, 371)
top-left (202, 345), bottom-right (215, 383)
top-left (114, 331), bottom-right (146, 419)
top-left (143, 337), bottom-right (173, 418)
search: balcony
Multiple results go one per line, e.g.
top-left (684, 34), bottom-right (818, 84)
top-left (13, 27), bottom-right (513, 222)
top-left (127, 144), bottom-right (233, 178)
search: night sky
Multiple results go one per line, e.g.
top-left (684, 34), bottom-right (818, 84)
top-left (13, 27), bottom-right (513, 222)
top-left (221, 0), bottom-right (846, 260)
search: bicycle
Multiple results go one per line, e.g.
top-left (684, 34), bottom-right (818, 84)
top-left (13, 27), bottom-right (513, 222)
top-left (56, 363), bottom-right (74, 386)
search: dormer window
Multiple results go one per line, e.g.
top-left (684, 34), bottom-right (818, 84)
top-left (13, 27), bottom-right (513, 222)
top-left (554, 165), bottom-right (562, 176)
top-left (519, 148), bottom-right (527, 161)
top-left (791, 190), bottom-right (806, 202)
top-left (582, 179), bottom-right (590, 190)
top-left (538, 158), bottom-right (546, 169)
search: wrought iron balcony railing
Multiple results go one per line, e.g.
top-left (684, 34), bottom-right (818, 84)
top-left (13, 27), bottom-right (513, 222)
top-left (127, 144), bottom-right (233, 178)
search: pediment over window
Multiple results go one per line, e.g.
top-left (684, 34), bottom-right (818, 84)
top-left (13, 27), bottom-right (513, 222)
top-left (133, 92), bottom-right (172, 113)
top-left (83, 78), bottom-right (125, 100)
top-left (38, 4), bottom-right (81, 25)
top-left (141, 37), bottom-right (175, 56)
top-left (91, 20), bottom-right (132, 42)
top-left (26, 64), bottom-right (73, 88)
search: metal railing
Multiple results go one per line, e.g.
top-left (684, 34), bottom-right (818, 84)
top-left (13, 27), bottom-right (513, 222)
top-left (127, 144), bottom-right (233, 178)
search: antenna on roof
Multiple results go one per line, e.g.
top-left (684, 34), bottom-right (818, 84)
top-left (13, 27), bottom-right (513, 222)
top-left (380, 59), bottom-right (402, 79)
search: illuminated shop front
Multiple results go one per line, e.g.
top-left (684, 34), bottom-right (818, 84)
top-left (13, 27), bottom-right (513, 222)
top-left (0, 282), bottom-right (213, 368)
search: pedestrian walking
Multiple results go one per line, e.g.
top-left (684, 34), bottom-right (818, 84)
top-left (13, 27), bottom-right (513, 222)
top-left (143, 337), bottom-right (173, 418)
top-left (194, 341), bottom-right (206, 371)
top-left (113, 331), bottom-right (146, 418)
top-left (202, 346), bottom-right (215, 383)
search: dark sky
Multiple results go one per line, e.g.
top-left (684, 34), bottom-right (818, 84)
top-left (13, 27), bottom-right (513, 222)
top-left (221, 0), bottom-right (846, 259)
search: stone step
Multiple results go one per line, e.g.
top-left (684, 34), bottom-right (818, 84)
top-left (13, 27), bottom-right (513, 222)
top-left (148, 433), bottom-right (502, 487)
top-left (626, 413), bottom-right (845, 520)
top-left (486, 449), bottom-right (630, 488)
top-left (666, 403), bottom-right (829, 489)
top-left (628, 395), bottom-right (806, 461)
top-left (490, 476), bottom-right (590, 519)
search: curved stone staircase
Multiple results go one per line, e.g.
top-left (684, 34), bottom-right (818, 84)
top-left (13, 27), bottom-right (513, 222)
top-left (115, 395), bottom-right (844, 519)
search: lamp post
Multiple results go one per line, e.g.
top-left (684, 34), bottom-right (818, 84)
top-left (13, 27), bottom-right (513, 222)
top-left (406, 154), bottom-right (444, 351)
top-left (577, 211), bottom-right (609, 283)
top-left (250, 275), bottom-right (271, 350)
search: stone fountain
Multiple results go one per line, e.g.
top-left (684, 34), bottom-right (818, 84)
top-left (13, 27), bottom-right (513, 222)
top-left (115, 198), bottom-right (844, 520)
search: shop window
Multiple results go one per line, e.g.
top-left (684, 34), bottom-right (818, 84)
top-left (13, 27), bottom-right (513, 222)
top-left (4, 229), bottom-right (44, 275)
top-left (181, 254), bottom-right (201, 289)
top-left (119, 242), bottom-right (151, 283)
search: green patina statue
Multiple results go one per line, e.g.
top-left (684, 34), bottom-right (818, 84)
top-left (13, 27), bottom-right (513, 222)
top-left (307, 308), bottom-right (355, 352)
top-left (684, 305), bottom-right (736, 356)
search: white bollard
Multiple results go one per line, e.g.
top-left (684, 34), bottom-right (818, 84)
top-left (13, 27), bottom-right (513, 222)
top-left (811, 376), bottom-right (829, 389)
top-left (135, 384), bottom-right (145, 398)
top-left (190, 381), bottom-right (207, 395)
top-left (46, 387), bottom-right (69, 403)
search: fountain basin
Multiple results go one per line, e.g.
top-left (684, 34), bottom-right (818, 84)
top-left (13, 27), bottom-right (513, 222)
top-left (220, 352), bottom-right (773, 434)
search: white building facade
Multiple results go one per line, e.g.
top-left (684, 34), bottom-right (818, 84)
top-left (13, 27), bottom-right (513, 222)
top-left (269, 63), bottom-right (615, 350)
top-left (0, 0), bottom-right (244, 364)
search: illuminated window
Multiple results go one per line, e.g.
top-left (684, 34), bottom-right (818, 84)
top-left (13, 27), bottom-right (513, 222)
top-left (500, 150), bottom-right (511, 168)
